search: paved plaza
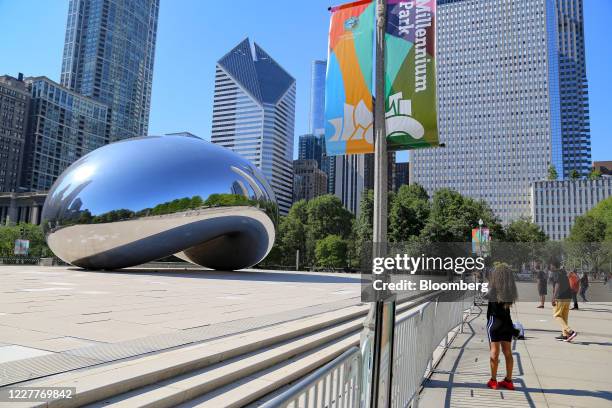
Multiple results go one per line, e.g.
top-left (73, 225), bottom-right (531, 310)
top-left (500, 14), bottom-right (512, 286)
top-left (0, 265), bottom-right (362, 384)
top-left (420, 297), bottom-right (612, 408)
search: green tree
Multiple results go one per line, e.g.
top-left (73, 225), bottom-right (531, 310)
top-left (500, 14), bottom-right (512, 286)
top-left (315, 235), bottom-right (348, 268)
top-left (389, 184), bottom-right (430, 242)
top-left (547, 164), bottom-right (558, 181)
top-left (352, 190), bottom-right (374, 268)
top-left (306, 194), bottom-right (353, 242)
top-left (505, 218), bottom-right (547, 243)
top-left (588, 168), bottom-right (602, 180)
top-left (0, 223), bottom-right (49, 257)
top-left (569, 169), bottom-right (580, 180)
top-left (279, 200), bottom-right (308, 265)
top-left (420, 188), bottom-right (503, 243)
top-left (566, 215), bottom-right (608, 274)
top-left (503, 218), bottom-right (548, 268)
top-left (586, 196), bottom-right (612, 241)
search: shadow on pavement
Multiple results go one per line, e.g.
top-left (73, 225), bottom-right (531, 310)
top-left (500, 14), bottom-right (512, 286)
top-left (71, 268), bottom-right (363, 284)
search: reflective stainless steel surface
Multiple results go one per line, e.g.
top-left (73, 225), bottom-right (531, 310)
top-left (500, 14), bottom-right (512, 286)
top-left (41, 135), bottom-right (278, 270)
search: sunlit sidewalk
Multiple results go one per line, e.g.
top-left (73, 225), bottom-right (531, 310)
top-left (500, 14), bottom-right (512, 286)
top-left (419, 296), bottom-right (612, 408)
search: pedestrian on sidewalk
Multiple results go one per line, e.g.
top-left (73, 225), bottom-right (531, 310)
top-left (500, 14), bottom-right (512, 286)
top-left (579, 272), bottom-right (589, 302)
top-left (486, 263), bottom-right (518, 391)
top-left (568, 269), bottom-right (580, 310)
top-left (535, 263), bottom-right (547, 308)
top-left (551, 265), bottom-right (578, 342)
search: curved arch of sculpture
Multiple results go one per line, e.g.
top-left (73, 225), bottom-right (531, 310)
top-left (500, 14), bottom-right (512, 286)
top-left (41, 135), bottom-right (278, 270)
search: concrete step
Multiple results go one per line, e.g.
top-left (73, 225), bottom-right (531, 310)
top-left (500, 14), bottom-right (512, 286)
top-left (88, 321), bottom-right (362, 407)
top-left (25, 296), bottom-right (423, 408)
top-left (182, 336), bottom-right (359, 408)
top-left (24, 304), bottom-right (371, 408)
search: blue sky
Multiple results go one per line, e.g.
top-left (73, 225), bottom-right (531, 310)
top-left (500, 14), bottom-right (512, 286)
top-left (0, 0), bottom-right (610, 161)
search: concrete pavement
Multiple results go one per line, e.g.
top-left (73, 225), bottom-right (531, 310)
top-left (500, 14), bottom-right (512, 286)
top-left (419, 297), bottom-right (612, 408)
top-left (0, 265), bottom-right (362, 386)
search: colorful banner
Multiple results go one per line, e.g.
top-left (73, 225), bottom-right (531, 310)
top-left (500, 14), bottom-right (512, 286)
top-left (385, 0), bottom-right (438, 150)
top-left (472, 228), bottom-right (490, 256)
top-left (14, 239), bottom-right (30, 256)
top-left (325, 0), bottom-right (375, 156)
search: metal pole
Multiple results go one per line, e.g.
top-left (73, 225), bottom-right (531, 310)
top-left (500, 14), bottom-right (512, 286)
top-left (296, 249), bottom-right (299, 271)
top-left (368, 0), bottom-right (395, 407)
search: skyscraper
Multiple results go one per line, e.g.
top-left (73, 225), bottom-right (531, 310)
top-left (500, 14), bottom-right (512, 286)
top-left (556, 0), bottom-right (591, 177)
top-left (0, 74), bottom-right (30, 193)
top-left (411, 0), bottom-right (582, 224)
top-left (298, 133), bottom-right (325, 170)
top-left (21, 77), bottom-right (109, 191)
top-left (60, 0), bottom-right (159, 141)
top-left (309, 60), bottom-right (327, 136)
top-left (293, 159), bottom-right (327, 202)
top-left (211, 39), bottom-right (296, 214)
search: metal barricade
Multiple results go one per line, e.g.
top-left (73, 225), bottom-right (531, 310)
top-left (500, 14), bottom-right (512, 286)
top-left (391, 293), bottom-right (472, 408)
top-left (260, 347), bottom-right (362, 408)
top-left (262, 292), bottom-right (474, 408)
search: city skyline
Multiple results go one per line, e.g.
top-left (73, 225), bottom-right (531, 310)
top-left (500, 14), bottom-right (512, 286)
top-left (1, 0), bottom-right (609, 162)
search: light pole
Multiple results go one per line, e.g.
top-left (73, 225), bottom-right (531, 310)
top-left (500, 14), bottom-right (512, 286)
top-left (366, 1), bottom-right (396, 407)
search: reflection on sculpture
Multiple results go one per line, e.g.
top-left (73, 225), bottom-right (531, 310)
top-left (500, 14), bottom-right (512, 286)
top-left (41, 135), bottom-right (278, 270)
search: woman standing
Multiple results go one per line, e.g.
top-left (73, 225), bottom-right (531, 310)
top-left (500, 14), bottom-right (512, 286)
top-left (486, 263), bottom-right (518, 390)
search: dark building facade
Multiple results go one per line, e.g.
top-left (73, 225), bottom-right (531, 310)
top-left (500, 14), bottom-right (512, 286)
top-left (60, 0), bottom-right (159, 141)
top-left (298, 134), bottom-right (325, 170)
top-left (556, 0), bottom-right (592, 177)
top-left (293, 159), bottom-right (327, 202)
top-left (0, 75), bottom-right (30, 192)
top-left (21, 77), bottom-right (109, 191)
top-left (394, 162), bottom-right (409, 191)
top-left (0, 191), bottom-right (47, 225)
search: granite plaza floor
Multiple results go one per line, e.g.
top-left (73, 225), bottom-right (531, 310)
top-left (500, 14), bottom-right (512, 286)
top-left (0, 266), bottom-right (362, 369)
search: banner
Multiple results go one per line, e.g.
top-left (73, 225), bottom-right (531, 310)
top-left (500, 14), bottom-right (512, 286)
top-left (385, 0), bottom-right (438, 150)
top-left (14, 239), bottom-right (30, 256)
top-left (325, 0), bottom-right (375, 156)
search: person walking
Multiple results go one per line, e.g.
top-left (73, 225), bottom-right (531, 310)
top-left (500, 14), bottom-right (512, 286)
top-left (551, 265), bottom-right (578, 342)
top-left (535, 264), bottom-right (547, 308)
top-left (486, 263), bottom-right (518, 390)
top-left (568, 269), bottom-right (580, 310)
top-left (579, 272), bottom-right (589, 302)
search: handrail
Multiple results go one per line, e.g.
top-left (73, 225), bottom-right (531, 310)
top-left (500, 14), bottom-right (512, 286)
top-left (260, 346), bottom-right (361, 408)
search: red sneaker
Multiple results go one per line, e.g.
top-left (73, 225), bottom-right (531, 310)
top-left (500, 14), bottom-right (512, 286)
top-left (486, 379), bottom-right (498, 389)
top-left (498, 379), bottom-right (515, 390)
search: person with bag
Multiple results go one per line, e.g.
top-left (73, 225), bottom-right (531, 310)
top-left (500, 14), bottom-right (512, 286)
top-left (568, 269), bottom-right (580, 310)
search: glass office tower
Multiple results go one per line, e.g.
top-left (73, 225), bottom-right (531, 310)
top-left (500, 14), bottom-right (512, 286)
top-left (412, 0), bottom-right (575, 224)
top-left (211, 39), bottom-right (296, 215)
top-left (556, 0), bottom-right (591, 177)
top-left (60, 0), bottom-right (159, 141)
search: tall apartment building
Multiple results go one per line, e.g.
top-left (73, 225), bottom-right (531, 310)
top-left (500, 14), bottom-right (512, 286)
top-left (21, 77), bottom-right (109, 191)
top-left (531, 178), bottom-right (612, 240)
top-left (412, 0), bottom-right (590, 224)
top-left (298, 133), bottom-right (325, 170)
top-left (0, 74), bottom-right (30, 192)
top-left (556, 0), bottom-right (591, 177)
top-left (60, 0), bottom-right (159, 140)
top-left (211, 39), bottom-right (296, 214)
top-left (293, 159), bottom-right (327, 202)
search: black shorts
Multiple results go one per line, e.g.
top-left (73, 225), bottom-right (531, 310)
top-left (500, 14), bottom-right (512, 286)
top-left (537, 282), bottom-right (547, 295)
top-left (487, 316), bottom-right (513, 342)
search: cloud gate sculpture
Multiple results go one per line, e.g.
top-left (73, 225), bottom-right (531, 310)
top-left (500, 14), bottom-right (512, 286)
top-left (41, 135), bottom-right (278, 270)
